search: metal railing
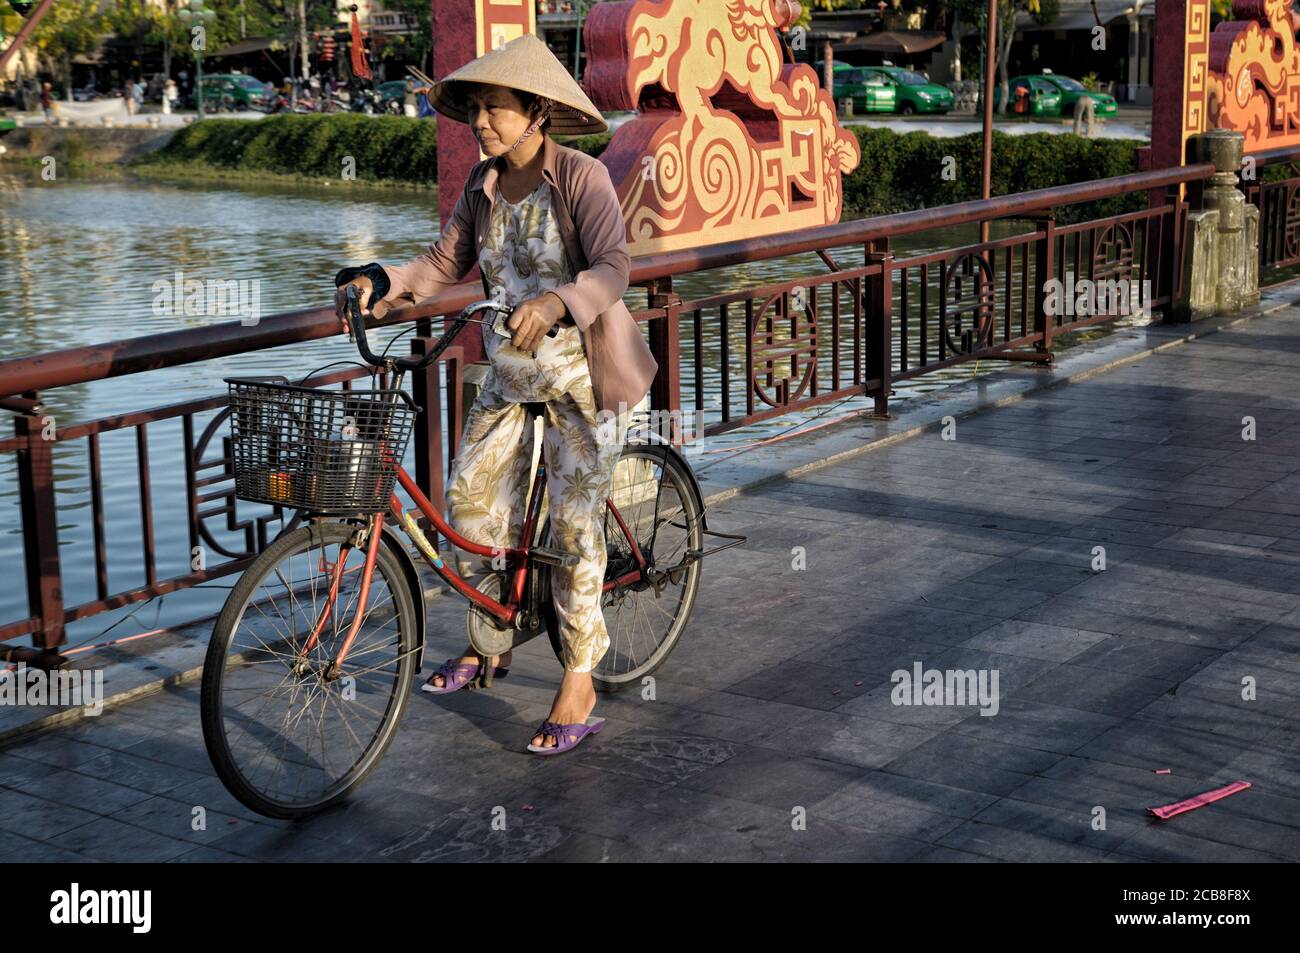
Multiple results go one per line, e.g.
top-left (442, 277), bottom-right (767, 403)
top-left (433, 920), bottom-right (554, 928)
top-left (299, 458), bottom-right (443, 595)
top-left (1244, 145), bottom-right (1300, 275)
top-left (2, 156), bottom-right (1273, 661)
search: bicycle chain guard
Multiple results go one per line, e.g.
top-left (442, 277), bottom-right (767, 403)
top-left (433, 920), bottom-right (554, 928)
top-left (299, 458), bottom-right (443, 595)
top-left (463, 570), bottom-right (546, 656)
top-left (466, 573), bottom-right (514, 658)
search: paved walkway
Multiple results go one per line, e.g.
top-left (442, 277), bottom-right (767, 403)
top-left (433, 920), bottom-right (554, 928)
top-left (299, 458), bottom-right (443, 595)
top-left (2, 306), bottom-right (1300, 863)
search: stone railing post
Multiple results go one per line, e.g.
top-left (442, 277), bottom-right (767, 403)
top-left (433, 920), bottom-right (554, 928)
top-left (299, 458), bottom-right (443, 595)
top-left (1175, 129), bottom-right (1260, 321)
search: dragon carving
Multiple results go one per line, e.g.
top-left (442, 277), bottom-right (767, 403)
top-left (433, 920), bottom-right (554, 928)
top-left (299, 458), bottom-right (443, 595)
top-left (583, 0), bottom-right (862, 254)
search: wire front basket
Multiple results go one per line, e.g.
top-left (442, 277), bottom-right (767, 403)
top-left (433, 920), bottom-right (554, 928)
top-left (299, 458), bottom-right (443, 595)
top-left (226, 377), bottom-right (417, 515)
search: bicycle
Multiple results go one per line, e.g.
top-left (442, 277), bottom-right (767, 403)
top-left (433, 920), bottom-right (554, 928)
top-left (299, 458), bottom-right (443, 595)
top-left (200, 286), bottom-right (744, 819)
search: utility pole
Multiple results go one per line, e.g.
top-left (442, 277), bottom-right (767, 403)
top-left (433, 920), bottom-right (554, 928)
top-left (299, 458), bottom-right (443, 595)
top-left (980, 0), bottom-right (997, 246)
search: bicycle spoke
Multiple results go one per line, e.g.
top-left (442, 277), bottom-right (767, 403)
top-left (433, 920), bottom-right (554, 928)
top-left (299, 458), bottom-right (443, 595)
top-left (587, 449), bottom-right (702, 682)
top-left (208, 522), bottom-right (412, 815)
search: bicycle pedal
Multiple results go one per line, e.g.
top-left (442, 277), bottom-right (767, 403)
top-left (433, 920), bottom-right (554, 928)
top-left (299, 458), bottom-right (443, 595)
top-left (529, 546), bottom-right (579, 568)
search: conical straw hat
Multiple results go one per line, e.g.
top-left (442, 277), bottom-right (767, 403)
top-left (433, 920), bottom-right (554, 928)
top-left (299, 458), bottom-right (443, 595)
top-left (428, 33), bottom-right (608, 135)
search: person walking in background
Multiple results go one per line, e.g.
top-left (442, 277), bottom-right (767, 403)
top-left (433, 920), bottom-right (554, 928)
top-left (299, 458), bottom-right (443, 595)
top-left (40, 82), bottom-right (53, 124)
top-left (403, 76), bottom-right (417, 117)
top-left (163, 77), bottom-right (177, 115)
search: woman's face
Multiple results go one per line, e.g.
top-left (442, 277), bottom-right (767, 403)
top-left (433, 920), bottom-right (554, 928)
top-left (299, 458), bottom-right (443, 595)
top-left (463, 83), bottom-right (538, 156)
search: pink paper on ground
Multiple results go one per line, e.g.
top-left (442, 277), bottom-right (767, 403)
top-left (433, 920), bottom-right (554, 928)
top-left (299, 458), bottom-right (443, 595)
top-left (1154, 768), bottom-right (1172, 775)
top-left (1147, 780), bottom-right (1251, 819)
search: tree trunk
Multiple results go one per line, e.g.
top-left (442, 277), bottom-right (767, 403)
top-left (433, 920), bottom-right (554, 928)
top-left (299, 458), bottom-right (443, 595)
top-left (297, 0), bottom-right (309, 80)
top-left (163, 0), bottom-right (173, 79)
top-left (996, 12), bottom-right (1014, 116)
top-left (952, 11), bottom-right (962, 83)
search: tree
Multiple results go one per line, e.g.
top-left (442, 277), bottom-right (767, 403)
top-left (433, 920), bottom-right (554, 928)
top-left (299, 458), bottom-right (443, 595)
top-left (271, 0), bottom-right (334, 82)
top-left (103, 0), bottom-right (162, 82)
top-left (794, 0), bottom-right (935, 32)
top-left (28, 0), bottom-right (106, 100)
top-left (953, 0), bottom-right (1058, 114)
top-left (794, 0), bottom-right (867, 32)
top-left (382, 0), bottom-right (432, 75)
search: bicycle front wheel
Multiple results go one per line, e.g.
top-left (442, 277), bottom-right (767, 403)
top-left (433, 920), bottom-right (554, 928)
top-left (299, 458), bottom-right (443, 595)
top-left (200, 520), bottom-right (418, 819)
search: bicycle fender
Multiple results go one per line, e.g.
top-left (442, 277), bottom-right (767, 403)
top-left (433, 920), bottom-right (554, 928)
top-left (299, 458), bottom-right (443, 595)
top-left (380, 524), bottom-right (428, 673)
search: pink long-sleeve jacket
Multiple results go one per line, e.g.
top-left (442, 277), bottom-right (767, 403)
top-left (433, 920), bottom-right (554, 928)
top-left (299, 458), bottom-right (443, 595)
top-left (372, 133), bottom-right (658, 415)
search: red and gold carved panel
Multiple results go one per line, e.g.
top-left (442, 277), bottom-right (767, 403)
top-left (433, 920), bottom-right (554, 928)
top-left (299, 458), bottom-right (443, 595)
top-left (1184, 0), bottom-right (1212, 154)
top-left (1207, 0), bottom-right (1300, 152)
top-left (583, 0), bottom-right (861, 256)
top-left (475, 0), bottom-right (535, 57)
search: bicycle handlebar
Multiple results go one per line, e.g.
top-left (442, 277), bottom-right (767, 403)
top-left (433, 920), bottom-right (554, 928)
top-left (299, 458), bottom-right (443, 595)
top-left (343, 285), bottom-right (556, 373)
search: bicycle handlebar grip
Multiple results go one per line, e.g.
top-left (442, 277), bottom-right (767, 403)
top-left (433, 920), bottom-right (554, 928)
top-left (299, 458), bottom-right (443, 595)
top-left (344, 286), bottom-right (386, 367)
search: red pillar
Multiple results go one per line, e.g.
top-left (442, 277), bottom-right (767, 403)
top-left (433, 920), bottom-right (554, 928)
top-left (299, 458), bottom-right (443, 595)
top-left (433, 0), bottom-right (539, 230)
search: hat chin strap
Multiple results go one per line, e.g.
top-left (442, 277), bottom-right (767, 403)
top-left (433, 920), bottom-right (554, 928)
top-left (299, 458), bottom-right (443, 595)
top-left (505, 100), bottom-right (553, 154)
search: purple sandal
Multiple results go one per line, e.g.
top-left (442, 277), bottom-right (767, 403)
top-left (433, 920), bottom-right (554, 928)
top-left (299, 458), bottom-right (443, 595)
top-left (526, 716), bottom-right (605, 755)
top-left (420, 657), bottom-right (509, 694)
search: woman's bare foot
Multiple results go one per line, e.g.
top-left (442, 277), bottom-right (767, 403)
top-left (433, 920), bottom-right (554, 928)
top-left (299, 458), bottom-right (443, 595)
top-left (531, 669), bottom-right (596, 748)
top-left (424, 646), bottom-right (511, 690)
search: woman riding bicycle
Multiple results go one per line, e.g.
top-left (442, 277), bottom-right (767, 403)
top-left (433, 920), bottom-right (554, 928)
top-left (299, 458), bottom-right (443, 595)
top-left (334, 35), bottom-right (657, 754)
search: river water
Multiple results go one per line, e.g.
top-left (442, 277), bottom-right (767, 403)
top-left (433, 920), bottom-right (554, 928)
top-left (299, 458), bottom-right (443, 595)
top-left (0, 168), bottom-right (1149, 646)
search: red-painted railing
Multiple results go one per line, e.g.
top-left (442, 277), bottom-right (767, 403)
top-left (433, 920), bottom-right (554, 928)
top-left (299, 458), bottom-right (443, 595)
top-left (5, 156), bottom-right (1279, 661)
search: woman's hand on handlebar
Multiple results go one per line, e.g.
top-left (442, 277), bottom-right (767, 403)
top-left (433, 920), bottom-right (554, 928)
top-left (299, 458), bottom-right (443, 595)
top-left (507, 292), bottom-right (566, 353)
top-left (335, 276), bottom-right (374, 334)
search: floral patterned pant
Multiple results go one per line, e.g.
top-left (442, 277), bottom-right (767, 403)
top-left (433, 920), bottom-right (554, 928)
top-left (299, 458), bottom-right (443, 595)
top-left (445, 324), bottom-right (630, 673)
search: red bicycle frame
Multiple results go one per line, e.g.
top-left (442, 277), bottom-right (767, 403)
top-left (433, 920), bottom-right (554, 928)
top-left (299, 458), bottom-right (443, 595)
top-left (299, 457), bottom-right (651, 674)
top-left (390, 462), bottom-right (650, 623)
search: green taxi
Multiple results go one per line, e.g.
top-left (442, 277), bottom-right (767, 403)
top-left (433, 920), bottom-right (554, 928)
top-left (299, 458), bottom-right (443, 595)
top-left (197, 73), bottom-right (270, 111)
top-left (860, 65), bottom-right (954, 115)
top-left (828, 63), bottom-right (897, 114)
top-left (1037, 71), bottom-right (1118, 117)
top-left (994, 75), bottom-right (1063, 116)
top-left (376, 80), bottom-right (409, 114)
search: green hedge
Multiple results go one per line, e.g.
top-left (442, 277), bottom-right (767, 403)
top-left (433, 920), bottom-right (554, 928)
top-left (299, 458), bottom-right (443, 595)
top-left (133, 115), bottom-right (1148, 223)
top-left (133, 113), bottom-right (440, 183)
top-left (844, 127), bottom-right (1145, 223)
top-left (132, 113), bottom-right (613, 182)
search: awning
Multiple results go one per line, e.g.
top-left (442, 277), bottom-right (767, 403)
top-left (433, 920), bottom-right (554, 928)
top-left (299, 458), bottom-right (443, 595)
top-left (1018, 0), bottom-right (1154, 32)
top-left (211, 37), bottom-right (277, 58)
top-left (834, 31), bottom-right (946, 56)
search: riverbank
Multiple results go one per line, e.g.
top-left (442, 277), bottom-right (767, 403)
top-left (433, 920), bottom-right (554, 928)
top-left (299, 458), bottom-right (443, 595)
top-left (0, 115), bottom-right (1155, 218)
top-left (129, 159), bottom-right (441, 192)
top-left (0, 124), bottom-right (173, 165)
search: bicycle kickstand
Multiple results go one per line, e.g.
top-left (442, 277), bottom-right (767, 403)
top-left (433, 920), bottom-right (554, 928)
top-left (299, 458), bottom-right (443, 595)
top-left (476, 652), bottom-right (494, 690)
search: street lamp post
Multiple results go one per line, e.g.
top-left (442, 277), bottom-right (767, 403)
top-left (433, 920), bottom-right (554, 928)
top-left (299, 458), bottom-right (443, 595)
top-left (980, 0), bottom-right (997, 246)
top-left (177, 0), bottom-right (216, 120)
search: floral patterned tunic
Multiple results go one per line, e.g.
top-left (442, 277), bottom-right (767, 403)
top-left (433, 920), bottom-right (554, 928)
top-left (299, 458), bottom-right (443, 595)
top-left (479, 179), bottom-right (576, 309)
top-left (476, 179), bottom-right (584, 404)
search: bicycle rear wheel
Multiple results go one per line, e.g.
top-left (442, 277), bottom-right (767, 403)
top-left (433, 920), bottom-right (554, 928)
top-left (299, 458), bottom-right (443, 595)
top-left (543, 442), bottom-right (703, 691)
top-left (200, 520), bottom-right (417, 819)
